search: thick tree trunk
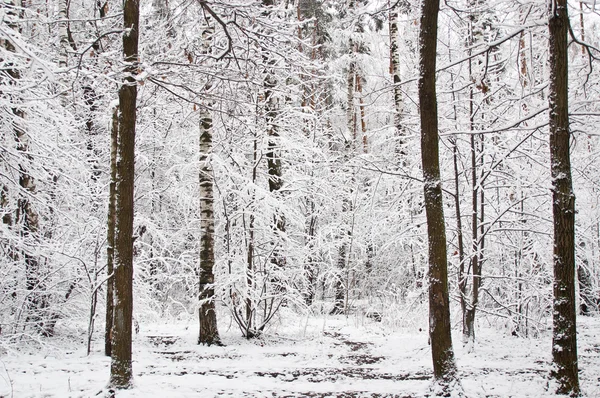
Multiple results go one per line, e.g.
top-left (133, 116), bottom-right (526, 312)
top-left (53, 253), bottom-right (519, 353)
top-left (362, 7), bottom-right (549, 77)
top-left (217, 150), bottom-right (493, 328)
top-left (109, 0), bottom-right (139, 388)
top-left (418, 0), bottom-right (458, 385)
top-left (548, 0), bottom-right (580, 395)
top-left (105, 106), bottom-right (118, 357)
top-left (198, 103), bottom-right (221, 346)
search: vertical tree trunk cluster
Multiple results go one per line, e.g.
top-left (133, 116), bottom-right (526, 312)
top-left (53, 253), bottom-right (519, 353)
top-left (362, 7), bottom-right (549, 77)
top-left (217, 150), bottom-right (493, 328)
top-left (548, 0), bottom-right (579, 395)
top-left (2, 0), bottom-right (51, 336)
top-left (109, 0), bottom-right (140, 388)
top-left (418, 0), bottom-right (458, 386)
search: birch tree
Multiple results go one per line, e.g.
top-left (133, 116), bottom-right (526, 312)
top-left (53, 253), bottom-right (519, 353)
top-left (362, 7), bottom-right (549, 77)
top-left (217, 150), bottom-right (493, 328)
top-left (198, 23), bottom-right (221, 346)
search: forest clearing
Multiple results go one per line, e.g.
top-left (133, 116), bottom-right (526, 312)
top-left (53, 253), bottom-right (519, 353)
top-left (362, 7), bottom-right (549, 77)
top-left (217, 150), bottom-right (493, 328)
top-left (2, 314), bottom-right (600, 397)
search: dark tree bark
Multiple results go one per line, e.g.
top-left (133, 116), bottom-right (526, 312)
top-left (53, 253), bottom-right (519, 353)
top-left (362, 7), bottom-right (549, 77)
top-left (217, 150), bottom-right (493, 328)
top-left (105, 107), bottom-right (118, 357)
top-left (109, 0), bottom-right (139, 388)
top-left (548, 0), bottom-right (580, 395)
top-left (418, 0), bottom-right (459, 386)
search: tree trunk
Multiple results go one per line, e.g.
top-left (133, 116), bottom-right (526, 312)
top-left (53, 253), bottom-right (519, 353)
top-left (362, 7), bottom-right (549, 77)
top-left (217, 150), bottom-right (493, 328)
top-left (264, 58), bottom-right (286, 273)
top-left (355, 74), bottom-right (368, 153)
top-left (263, 0), bottom-right (285, 278)
top-left (331, 0), bottom-right (358, 316)
top-left (57, 0), bottom-right (70, 69)
top-left (452, 139), bottom-right (467, 331)
top-left (548, 0), bottom-right (580, 394)
top-left (304, 211), bottom-right (317, 306)
top-left (198, 91), bottom-right (221, 346)
top-left (388, 0), bottom-right (406, 156)
top-left (331, 243), bottom-right (346, 315)
top-left (577, 242), bottom-right (593, 315)
top-left (418, 0), bottom-right (458, 385)
top-left (109, 0), bottom-right (139, 388)
top-left (105, 106), bottom-right (118, 357)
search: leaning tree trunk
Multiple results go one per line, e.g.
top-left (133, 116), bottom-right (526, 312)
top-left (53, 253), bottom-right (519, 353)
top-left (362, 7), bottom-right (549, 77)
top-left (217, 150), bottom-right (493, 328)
top-left (548, 0), bottom-right (580, 395)
top-left (418, 0), bottom-right (459, 386)
top-left (109, 0), bottom-right (139, 388)
top-left (105, 106), bottom-right (118, 357)
top-left (198, 23), bottom-right (221, 344)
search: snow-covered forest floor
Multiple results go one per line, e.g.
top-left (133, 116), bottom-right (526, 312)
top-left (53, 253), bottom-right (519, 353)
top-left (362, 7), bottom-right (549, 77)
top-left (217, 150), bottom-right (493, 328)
top-left (2, 312), bottom-right (599, 397)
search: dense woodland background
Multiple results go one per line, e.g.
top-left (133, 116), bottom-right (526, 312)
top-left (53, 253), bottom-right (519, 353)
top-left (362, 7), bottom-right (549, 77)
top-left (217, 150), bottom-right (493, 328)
top-left (1, 0), bottom-right (599, 393)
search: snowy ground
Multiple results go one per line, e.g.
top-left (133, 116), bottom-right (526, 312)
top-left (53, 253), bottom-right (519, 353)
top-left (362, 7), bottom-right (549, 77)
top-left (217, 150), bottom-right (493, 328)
top-left (1, 313), bottom-right (599, 397)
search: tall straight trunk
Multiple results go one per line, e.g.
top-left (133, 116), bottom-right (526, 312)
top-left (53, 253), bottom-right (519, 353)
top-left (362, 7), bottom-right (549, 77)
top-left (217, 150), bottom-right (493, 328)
top-left (548, 0), bottom-right (579, 394)
top-left (331, 0), bottom-right (358, 315)
top-left (57, 0), bottom-right (69, 69)
top-left (577, 242), bottom-right (593, 315)
top-left (418, 0), bottom-right (458, 384)
top-left (518, 7), bottom-right (529, 90)
top-left (452, 140), bottom-right (466, 324)
top-left (264, 64), bottom-right (286, 270)
top-left (265, 73), bottom-right (282, 196)
top-left (576, 2), bottom-right (593, 316)
top-left (198, 84), bottom-right (221, 345)
top-left (263, 0), bottom-right (285, 271)
top-left (304, 210), bottom-right (317, 306)
top-left (388, 0), bottom-right (406, 156)
top-left (579, 2), bottom-right (586, 56)
top-left (464, 89), bottom-right (479, 344)
top-left (19, 107), bottom-right (45, 335)
top-left (109, 0), bottom-right (139, 388)
top-left (347, 36), bottom-right (356, 145)
top-left (242, 130), bottom-right (259, 338)
top-left (105, 107), bottom-right (118, 357)
top-left (447, 33), bottom-right (466, 331)
top-left (197, 23), bottom-right (220, 346)
top-left (463, 1), bottom-right (487, 347)
top-left (356, 74), bottom-right (368, 153)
